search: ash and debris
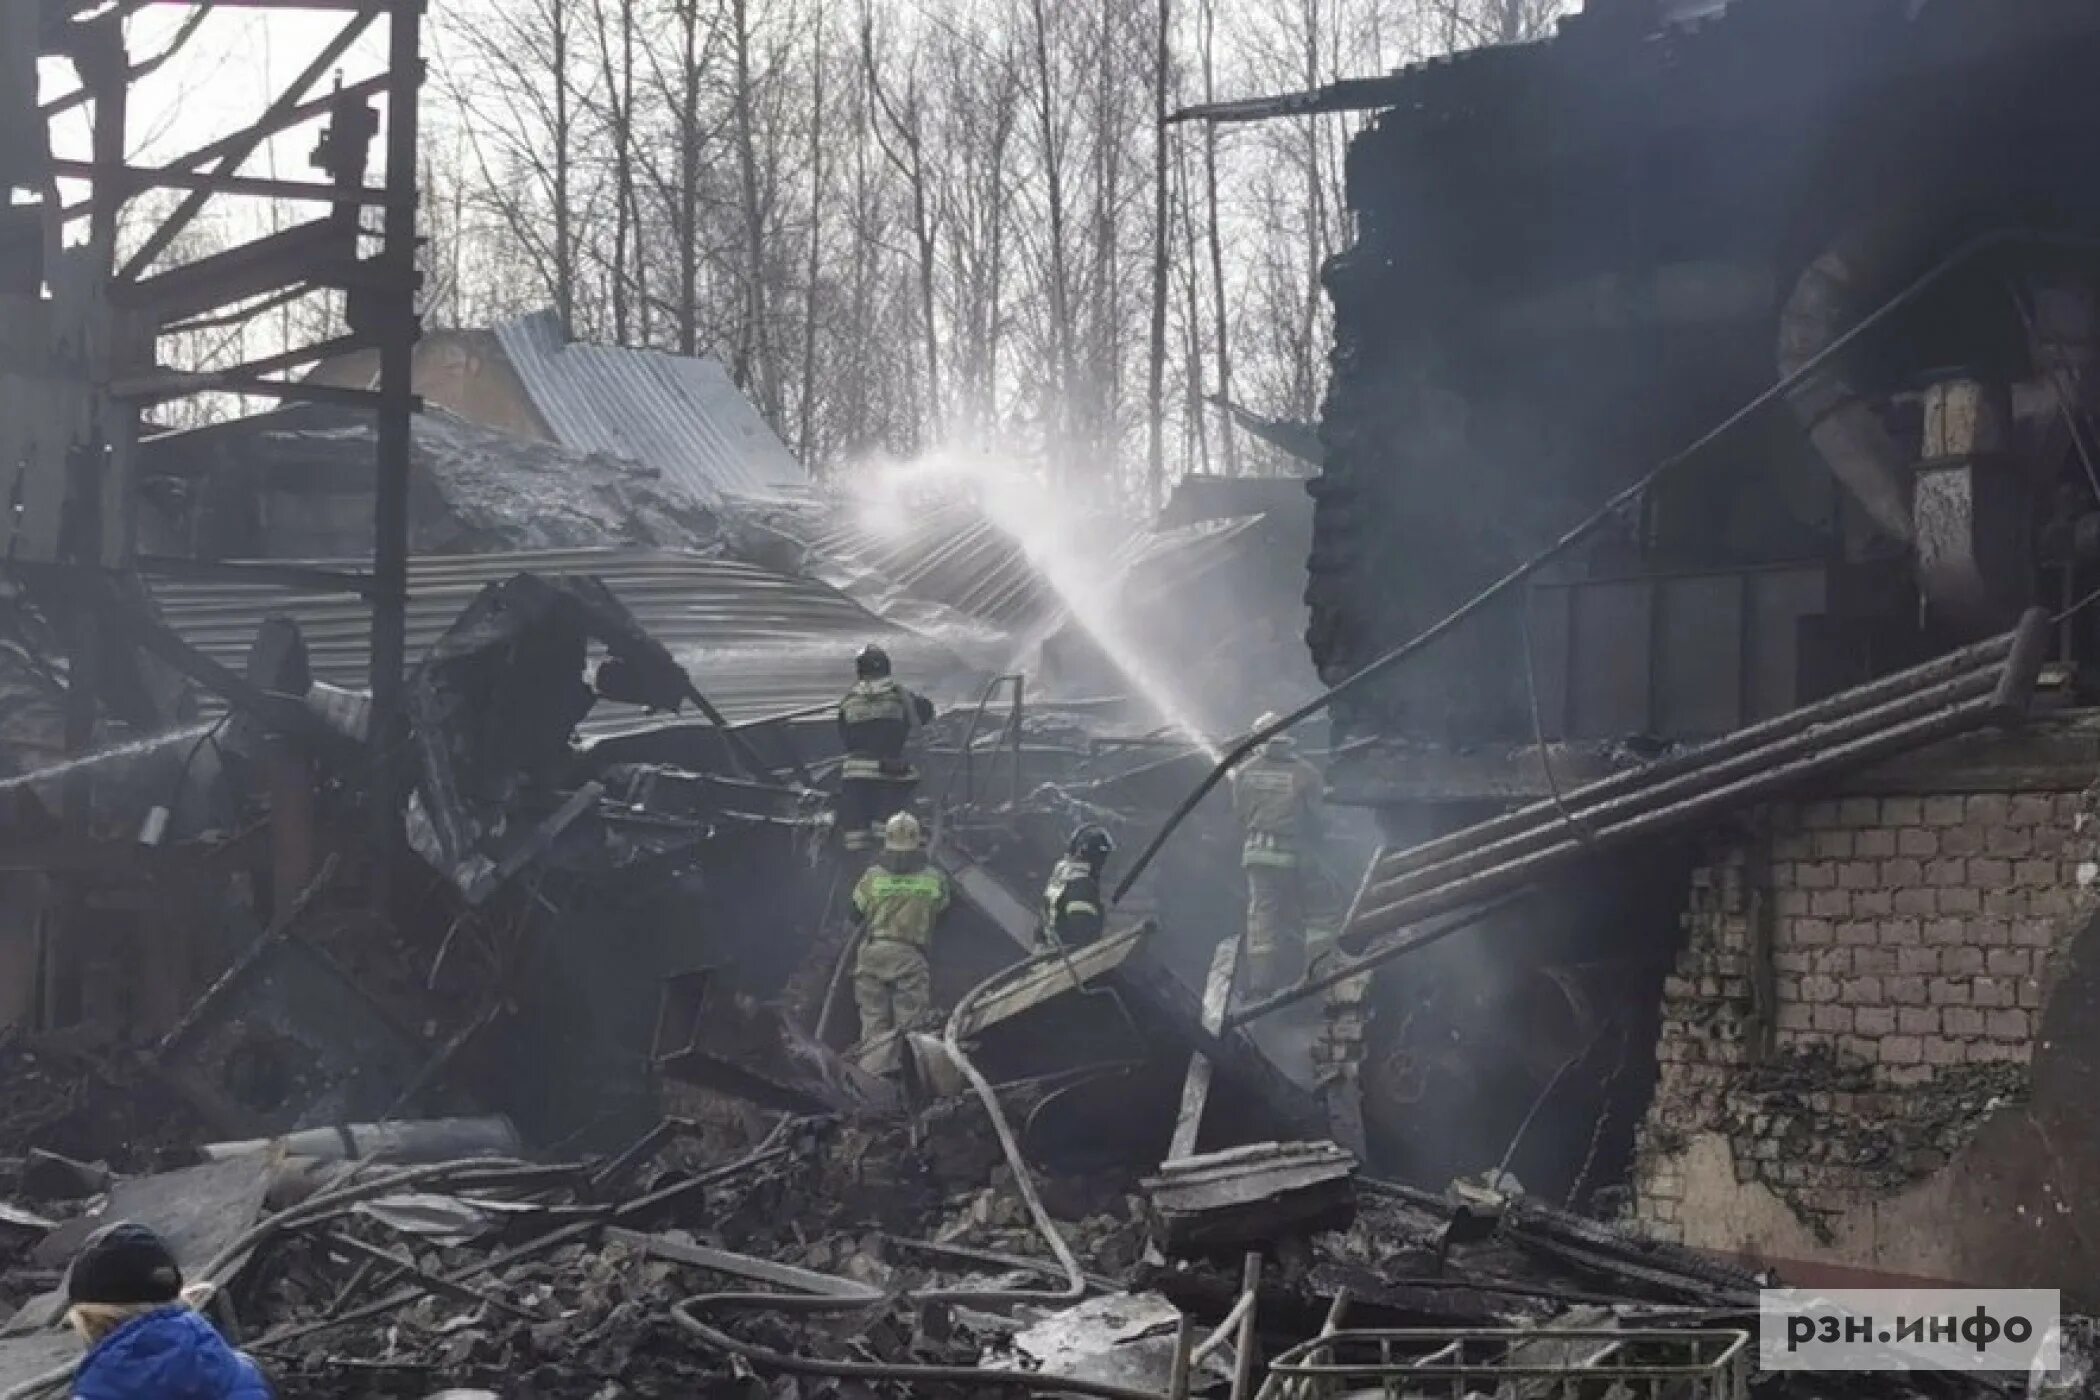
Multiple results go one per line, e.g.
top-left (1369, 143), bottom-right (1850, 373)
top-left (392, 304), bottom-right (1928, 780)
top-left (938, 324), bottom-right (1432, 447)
top-left (1716, 1045), bottom-right (2032, 1229)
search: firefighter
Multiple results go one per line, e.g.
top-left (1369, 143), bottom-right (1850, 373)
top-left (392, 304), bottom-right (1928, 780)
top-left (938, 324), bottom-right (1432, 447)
top-left (836, 644), bottom-right (937, 854)
top-left (851, 811), bottom-right (950, 1074)
top-left (1230, 713), bottom-right (1327, 997)
top-left (1041, 824), bottom-right (1114, 949)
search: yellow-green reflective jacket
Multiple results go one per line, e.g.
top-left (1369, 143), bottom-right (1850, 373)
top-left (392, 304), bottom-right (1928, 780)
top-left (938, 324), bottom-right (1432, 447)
top-left (852, 861), bottom-right (950, 950)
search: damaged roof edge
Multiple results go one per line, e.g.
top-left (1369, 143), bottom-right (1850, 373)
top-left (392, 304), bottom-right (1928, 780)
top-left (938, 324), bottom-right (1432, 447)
top-left (494, 311), bottom-right (808, 507)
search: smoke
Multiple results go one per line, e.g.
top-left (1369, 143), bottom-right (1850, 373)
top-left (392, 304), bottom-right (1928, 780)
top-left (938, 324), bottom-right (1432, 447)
top-left (841, 443), bottom-right (1227, 762)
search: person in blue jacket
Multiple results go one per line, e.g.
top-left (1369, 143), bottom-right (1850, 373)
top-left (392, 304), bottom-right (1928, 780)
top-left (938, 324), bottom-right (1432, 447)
top-left (63, 1222), bottom-right (272, 1400)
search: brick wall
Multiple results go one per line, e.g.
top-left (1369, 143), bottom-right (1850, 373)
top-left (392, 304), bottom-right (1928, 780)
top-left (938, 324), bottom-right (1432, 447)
top-left (1632, 786), bottom-right (2100, 1250)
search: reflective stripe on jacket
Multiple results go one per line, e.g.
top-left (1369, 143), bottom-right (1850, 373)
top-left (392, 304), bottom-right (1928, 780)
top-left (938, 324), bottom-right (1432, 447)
top-left (1041, 856), bottom-right (1104, 941)
top-left (852, 862), bottom-right (951, 951)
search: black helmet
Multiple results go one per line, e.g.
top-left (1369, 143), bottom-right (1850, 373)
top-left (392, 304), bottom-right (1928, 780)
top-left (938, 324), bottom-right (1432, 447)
top-left (856, 644), bottom-right (892, 679)
top-left (1069, 824), bottom-right (1114, 865)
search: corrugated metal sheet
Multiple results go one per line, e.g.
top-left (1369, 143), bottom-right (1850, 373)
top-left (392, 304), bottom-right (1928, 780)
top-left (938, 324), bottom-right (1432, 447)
top-left (151, 548), bottom-right (952, 737)
top-left (494, 311), bottom-right (806, 506)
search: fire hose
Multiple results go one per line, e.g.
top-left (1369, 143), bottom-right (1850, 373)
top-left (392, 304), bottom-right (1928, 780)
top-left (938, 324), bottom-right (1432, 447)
top-left (668, 944), bottom-right (1185, 1400)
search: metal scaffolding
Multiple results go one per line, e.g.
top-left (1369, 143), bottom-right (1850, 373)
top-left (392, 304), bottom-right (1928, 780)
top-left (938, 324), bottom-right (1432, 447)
top-left (5, 0), bottom-right (424, 901)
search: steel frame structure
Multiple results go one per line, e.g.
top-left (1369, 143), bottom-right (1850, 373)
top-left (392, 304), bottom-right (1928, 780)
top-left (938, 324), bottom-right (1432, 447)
top-left (17, 0), bottom-right (424, 896)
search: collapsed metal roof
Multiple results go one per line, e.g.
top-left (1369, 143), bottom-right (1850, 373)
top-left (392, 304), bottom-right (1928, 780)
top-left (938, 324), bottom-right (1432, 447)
top-left (494, 311), bottom-right (807, 507)
top-left (152, 547), bottom-right (953, 737)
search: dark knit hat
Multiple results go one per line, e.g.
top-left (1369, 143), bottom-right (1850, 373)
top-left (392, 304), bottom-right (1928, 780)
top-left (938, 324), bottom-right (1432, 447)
top-left (65, 1222), bottom-right (183, 1306)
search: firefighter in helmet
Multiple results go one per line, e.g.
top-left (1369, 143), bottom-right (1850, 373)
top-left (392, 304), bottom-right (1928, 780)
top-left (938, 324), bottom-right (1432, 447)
top-left (836, 643), bottom-right (936, 853)
top-left (1041, 824), bottom-right (1114, 949)
top-left (1230, 713), bottom-right (1328, 997)
top-left (850, 811), bottom-right (950, 1075)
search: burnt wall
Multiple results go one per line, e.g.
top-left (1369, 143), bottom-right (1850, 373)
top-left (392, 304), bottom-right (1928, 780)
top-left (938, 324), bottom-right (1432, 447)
top-left (1629, 783), bottom-right (2100, 1300)
top-left (1313, 0), bottom-right (2100, 748)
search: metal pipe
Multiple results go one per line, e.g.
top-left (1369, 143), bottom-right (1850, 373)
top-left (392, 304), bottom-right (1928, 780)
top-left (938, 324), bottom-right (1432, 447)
top-left (1232, 689), bottom-right (2012, 1028)
top-left (1366, 626), bottom-right (2017, 888)
top-left (202, 1116), bottom-right (522, 1164)
top-left (1356, 664), bottom-right (2003, 911)
top-left (1228, 1252), bottom-right (1262, 1400)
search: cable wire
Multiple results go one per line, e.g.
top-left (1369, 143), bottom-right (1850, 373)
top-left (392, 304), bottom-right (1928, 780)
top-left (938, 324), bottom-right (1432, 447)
top-left (1110, 228), bottom-right (2100, 907)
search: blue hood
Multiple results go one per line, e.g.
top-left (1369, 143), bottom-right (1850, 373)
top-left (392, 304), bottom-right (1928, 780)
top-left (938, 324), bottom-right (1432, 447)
top-left (73, 1308), bottom-right (270, 1400)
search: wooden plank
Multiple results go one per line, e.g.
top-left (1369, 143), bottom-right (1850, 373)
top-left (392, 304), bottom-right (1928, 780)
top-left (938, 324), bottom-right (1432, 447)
top-left (1168, 937), bottom-right (1240, 1162)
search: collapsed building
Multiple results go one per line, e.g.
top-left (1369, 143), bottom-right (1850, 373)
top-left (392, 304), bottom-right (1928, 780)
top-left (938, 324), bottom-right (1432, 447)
top-left (1182, 0), bottom-right (2100, 1298)
top-left (5, 0), bottom-right (2099, 1394)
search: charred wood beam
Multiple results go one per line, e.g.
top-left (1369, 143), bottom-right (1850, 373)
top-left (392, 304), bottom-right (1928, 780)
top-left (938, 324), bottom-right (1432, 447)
top-left (116, 331), bottom-right (377, 402)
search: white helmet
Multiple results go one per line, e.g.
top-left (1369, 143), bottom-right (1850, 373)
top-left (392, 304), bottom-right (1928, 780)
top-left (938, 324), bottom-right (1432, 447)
top-left (883, 811), bottom-right (925, 853)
